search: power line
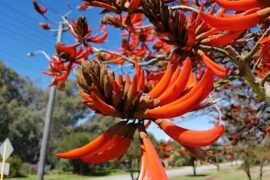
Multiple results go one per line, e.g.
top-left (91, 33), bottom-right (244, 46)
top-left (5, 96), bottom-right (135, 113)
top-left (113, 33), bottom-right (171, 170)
top-left (0, 26), bottom-right (53, 50)
top-left (0, 20), bottom-right (55, 47)
top-left (0, 2), bottom-right (41, 24)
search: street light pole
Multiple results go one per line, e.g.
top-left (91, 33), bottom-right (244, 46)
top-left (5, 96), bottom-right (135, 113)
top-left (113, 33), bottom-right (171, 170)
top-left (36, 22), bottom-right (64, 180)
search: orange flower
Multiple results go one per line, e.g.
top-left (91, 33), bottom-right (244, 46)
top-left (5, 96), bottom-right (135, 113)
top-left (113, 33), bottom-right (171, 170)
top-left (57, 58), bottom-right (224, 177)
top-left (201, 7), bottom-right (270, 31)
top-left (39, 22), bottom-right (50, 30)
top-left (69, 16), bottom-right (108, 44)
top-left (214, 0), bottom-right (270, 11)
top-left (138, 126), bottom-right (168, 180)
top-left (257, 36), bottom-right (270, 78)
top-left (77, 1), bottom-right (90, 11)
top-left (43, 43), bottom-right (92, 88)
top-left (56, 121), bottom-right (136, 162)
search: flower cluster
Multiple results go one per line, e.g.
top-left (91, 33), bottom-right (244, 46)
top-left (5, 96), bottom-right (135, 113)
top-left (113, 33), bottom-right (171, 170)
top-left (31, 0), bottom-right (270, 179)
top-left (43, 16), bottom-right (108, 89)
top-left (57, 58), bottom-right (224, 178)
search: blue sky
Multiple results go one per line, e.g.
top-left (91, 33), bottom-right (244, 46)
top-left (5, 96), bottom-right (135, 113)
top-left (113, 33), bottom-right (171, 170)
top-left (0, 0), bottom-right (218, 140)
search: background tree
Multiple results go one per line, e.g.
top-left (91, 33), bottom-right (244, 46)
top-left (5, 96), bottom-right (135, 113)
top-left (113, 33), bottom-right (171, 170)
top-left (217, 81), bottom-right (270, 179)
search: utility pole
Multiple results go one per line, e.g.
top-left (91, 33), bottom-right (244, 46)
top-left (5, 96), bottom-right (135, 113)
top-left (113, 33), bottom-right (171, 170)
top-left (37, 22), bottom-right (64, 180)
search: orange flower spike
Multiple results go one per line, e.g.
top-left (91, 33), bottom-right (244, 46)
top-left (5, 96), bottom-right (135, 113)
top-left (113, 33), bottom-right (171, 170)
top-left (214, 0), bottom-right (259, 11)
top-left (78, 124), bottom-right (128, 159)
top-left (89, 32), bottom-right (108, 43)
top-left (168, 66), bottom-right (180, 86)
top-left (56, 121), bottom-right (126, 159)
top-left (129, 0), bottom-right (142, 9)
top-left (90, 92), bottom-right (120, 116)
top-left (174, 69), bottom-right (211, 104)
top-left (157, 57), bottom-right (192, 106)
top-left (195, 5), bottom-right (204, 26)
top-left (148, 62), bottom-right (173, 99)
top-left (125, 73), bottom-right (131, 84)
top-left (91, 84), bottom-right (105, 100)
top-left (146, 69), bottom-right (213, 119)
top-left (196, 28), bottom-right (218, 40)
top-left (137, 69), bottom-right (145, 92)
top-left (53, 71), bottom-right (69, 83)
top-left (138, 146), bottom-right (148, 180)
top-left (83, 124), bottom-right (130, 154)
top-left (185, 72), bottom-right (197, 89)
top-left (156, 119), bottom-right (225, 148)
top-left (201, 8), bottom-right (270, 31)
top-left (129, 75), bottom-right (138, 97)
top-left (124, 74), bottom-right (131, 97)
top-left (146, 85), bottom-right (203, 119)
top-left (198, 50), bottom-right (230, 78)
top-left (139, 126), bottom-right (168, 180)
top-left (116, 74), bottom-right (124, 87)
top-left (81, 99), bottom-right (97, 111)
top-left (81, 138), bottom-right (132, 163)
top-left (112, 80), bottom-right (120, 94)
top-left (135, 61), bottom-right (141, 83)
top-left (112, 80), bottom-right (123, 108)
top-left (178, 11), bottom-right (186, 36)
top-left (186, 28), bottom-right (197, 47)
top-left (78, 89), bottom-right (93, 103)
top-left (188, 11), bottom-right (196, 27)
top-left (204, 31), bottom-right (243, 47)
top-left (81, 125), bottom-right (136, 163)
top-left (197, 72), bottom-right (214, 104)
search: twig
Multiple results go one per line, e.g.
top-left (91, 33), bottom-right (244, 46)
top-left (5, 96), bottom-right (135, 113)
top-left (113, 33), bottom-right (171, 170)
top-left (199, 45), bottom-right (238, 62)
top-left (200, 45), bottom-right (268, 103)
top-left (93, 48), bottom-right (135, 64)
top-left (260, 72), bottom-right (270, 87)
top-left (171, 5), bottom-right (199, 13)
top-left (244, 25), bottom-right (270, 61)
top-left (135, 24), bottom-right (154, 30)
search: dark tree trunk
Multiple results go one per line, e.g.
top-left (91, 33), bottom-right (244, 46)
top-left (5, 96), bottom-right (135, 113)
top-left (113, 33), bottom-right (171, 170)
top-left (244, 159), bottom-right (252, 180)
top-left (259, 158), bottom-right (265, 180)
top-left (216, 154), bottom-right (220, 171)
top-left (129, 158), bottom-right (135, 180)
top-left (191, 157), bottom-right (197, 176)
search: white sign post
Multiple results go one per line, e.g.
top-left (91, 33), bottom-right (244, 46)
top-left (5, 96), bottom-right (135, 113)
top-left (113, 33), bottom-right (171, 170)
top-left (0, 138), bottom-right (14, 180)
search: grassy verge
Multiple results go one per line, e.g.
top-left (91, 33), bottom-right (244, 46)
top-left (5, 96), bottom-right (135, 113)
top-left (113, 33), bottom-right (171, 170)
top-left (170, 166), bottom-right (270, 180)
top-left (7, 169), bottom-right (129, 180)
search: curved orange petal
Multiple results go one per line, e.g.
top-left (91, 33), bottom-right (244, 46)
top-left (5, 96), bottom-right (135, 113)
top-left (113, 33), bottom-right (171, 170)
top-left (158, 119), bottom-right (225, 148)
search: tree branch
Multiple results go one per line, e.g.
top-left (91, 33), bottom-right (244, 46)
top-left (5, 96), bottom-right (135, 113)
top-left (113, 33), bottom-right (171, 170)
top-left (171, 5), bottom-right (199, 13)
top-left (244, 25), bottom-right (270, 61)
top-left (200, 45), bottom-right (269, 103)
top-left (93, 48), bottom-right (135, 64)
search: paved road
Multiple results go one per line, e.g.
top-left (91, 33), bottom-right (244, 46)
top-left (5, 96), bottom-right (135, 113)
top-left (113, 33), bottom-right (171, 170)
top-left (89, 161), bottom-right (242, 180)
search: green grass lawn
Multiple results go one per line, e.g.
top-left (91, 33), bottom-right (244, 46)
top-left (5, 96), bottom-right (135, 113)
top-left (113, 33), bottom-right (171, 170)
top-left (7, 166), bottom-right (270, 180)
top-left (8, 174), bottom-right (91, 180)
top-left (170, 167), bottom-right (270, 180)
top-left (7, 169), bottom-right (129, 180)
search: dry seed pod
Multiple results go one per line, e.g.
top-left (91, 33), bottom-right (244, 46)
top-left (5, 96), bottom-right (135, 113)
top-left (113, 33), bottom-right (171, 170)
top-left (92, 61), bottom-right (101, 76)
top-left (100, 65), bottom-right (108, 84)
top-left (75, 68), bottom-right (90, 92)
top-left (103, 74), bottom-right (113, 100)
top-left (81, 62), bottom-right (93, 87)
top-left (108, 71), bottom-right (115, 83)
